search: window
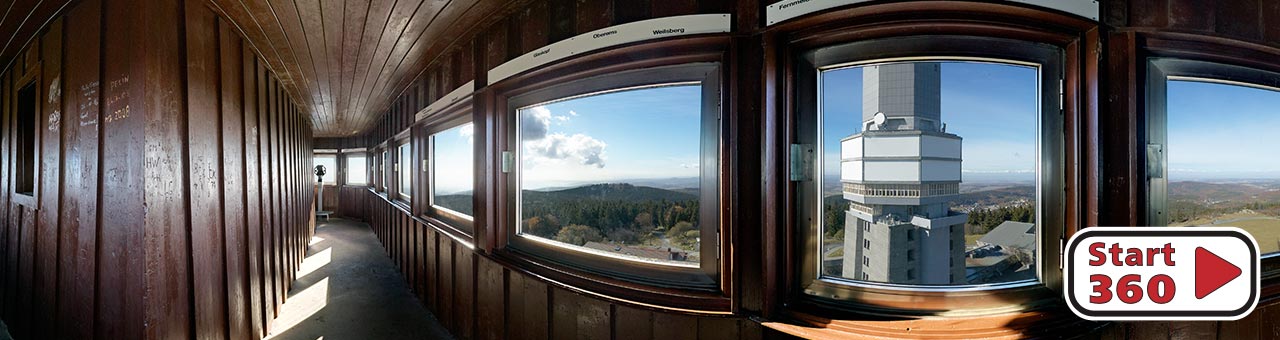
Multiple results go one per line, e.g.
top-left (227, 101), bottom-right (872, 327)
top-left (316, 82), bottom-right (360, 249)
top-left (346, 153), bottom-right (368, 185)
top-left (507, 63), bottom-right (720, 287)
top-left (15, 81), bottom-right (37, 197)
top-left (794, 36), bottom-right (1066, 311)
top-left (381, 150), bottom-right (389, 192)
top-left (313, 153), bottom-right (337, 185)
top-left (1146, 59), bottom-right (1280, 266)
top-left (398, 143), bottom-right (411, 200)
top-left (430, 122), bottom-right (474, 219)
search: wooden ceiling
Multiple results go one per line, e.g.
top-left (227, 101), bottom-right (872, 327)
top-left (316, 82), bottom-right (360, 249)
top-left (0, 0), bottom-right (74, 76)
top-left (207, 0), bottom-right (515, 137)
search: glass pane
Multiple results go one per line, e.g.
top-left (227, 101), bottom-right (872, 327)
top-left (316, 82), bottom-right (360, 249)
top-left (399, 144), bottom-right (412, 199)
top-left (314, 154), bottom-right (337, 184)
top-left (347, 155), bottom-right (368, 185)
top-left (1166, 80), bottom-right (1280, 255)
top-left (518, 84), bottom-right (703, 266)
top-left (819, 61), bottom-right (1039, 285)
top-left (432, 123), bottom-right (475, 217)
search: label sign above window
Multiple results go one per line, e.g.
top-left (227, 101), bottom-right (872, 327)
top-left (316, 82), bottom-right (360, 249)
top-left (765, 0), bottom-right (1099, 26)
top-left (487, 14), bottom-right (731, 84)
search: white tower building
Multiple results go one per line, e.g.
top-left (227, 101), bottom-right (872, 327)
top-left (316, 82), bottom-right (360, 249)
top-left (841, 63), bottom-right (967, 284)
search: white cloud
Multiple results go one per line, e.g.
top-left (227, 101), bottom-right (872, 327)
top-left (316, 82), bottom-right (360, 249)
top-left (521, 106), bottom-right (551, 140)
top-left (458, 122), bottom-right (474, 145)
top-left (525, 133), bottom-right (607, 168)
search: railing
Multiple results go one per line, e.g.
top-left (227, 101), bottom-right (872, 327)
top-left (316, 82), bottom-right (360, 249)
top-left (842, 182), bottom-right (959, 198)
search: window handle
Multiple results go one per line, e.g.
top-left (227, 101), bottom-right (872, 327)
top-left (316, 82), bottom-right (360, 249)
top-left (501, 151), bottom-right (514, 173)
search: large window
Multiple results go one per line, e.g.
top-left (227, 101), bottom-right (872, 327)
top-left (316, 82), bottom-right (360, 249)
top-left (313, 153), bottom-right (337, 185)
top-left (1147, 59), bottom-right (1280, 267)
top-left (346, 153), bottom-right (368, 185)
top-left (430, 122), bottom-right (474, 218)
top-left (794, 36), bottom-right (1065, 311)
top-left (398, 142), bottom-right (412, 201)
top-left (508, 63), bottom-right (720, 287)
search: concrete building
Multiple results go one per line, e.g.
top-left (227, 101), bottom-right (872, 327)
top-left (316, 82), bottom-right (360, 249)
top-left (841, 63), bottom-right (968, 284)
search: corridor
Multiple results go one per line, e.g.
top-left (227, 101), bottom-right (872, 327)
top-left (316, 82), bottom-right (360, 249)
top-left (265, 219), bottom-right (452, 340)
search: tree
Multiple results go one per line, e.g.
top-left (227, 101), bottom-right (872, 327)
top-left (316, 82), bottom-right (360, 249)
top-left (555, 224), bottom-right (603, 246)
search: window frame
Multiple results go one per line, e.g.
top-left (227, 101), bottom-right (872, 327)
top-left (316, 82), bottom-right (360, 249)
top-left (423, 101), bottom-right (476, 237)
top-left (396, 137), bottom-right (412, 203)
top-left (1144, 58), bottom-right (1280, 278)
top-left (505, 62), bottom-right (722, 289)
top-left (12, 67), bottom-right (41, 207)
top-left (488, 36), bottom-right (735, 311)
top-left (790, 35), bottom-right (1068, 315)
top-left (343, 150), bottom-right (369, 186)
top-left (313, 151), bottom-right (338, 186)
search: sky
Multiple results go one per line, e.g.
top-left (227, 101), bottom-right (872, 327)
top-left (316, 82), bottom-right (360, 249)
top-left (821, 61), bottom-right (1040, 184)
top-left (432, 123), bottom-right (475, 195)
top-left (1167, 80), bottom-right (1280, 180)
top-left (518, 85), bottom-right (703, 190)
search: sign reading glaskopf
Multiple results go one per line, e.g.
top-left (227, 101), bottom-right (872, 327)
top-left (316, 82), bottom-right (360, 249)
top-left (1065, 227), bottom-right (1260, 321)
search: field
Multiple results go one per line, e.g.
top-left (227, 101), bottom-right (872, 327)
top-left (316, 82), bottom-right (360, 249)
top-left (1175, 210), bottom-right (1280, 254)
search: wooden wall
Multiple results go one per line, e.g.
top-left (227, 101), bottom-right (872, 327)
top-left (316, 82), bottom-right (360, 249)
top-left (346, 1), bottom-right (1280, 340)
top-left (0, 0), bottom-right (315, 339)
top-left (361, 191), bottom-right (770, 340)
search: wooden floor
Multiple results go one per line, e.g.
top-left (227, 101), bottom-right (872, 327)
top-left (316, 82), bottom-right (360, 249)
top-left (265, 218), bottom-right (453, 340)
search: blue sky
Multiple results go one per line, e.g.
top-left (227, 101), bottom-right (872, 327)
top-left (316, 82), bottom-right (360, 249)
top-left (1167, 80), bottom-right (1280, 180)
top-left (518, 85), bottom-right (702, 189)
top-left (821, 62), bottom-right (1040, 183)
top-left (432, 123), bottom-right (474, 195)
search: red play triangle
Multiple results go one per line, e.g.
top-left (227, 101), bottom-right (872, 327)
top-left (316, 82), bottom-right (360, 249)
top-left (1195, 247), bottom-right (1241, 299)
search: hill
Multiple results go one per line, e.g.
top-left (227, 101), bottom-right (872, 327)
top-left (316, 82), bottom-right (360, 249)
top-left (523, 183), bottom-right (697, 203)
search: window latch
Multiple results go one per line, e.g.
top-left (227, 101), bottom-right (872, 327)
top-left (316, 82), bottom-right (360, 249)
top-left (789, 144), bottom-right (814, 182)
top-left (422, 159), bottom-right (428, 172)
top-left (501, 151), bottom-right (514, 173)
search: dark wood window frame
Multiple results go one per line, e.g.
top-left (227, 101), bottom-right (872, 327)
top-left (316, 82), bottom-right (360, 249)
top-left (421, 99), bottom-right (477, 241)
top-left (488, 36), bottom-right (736, 312)
top-left (341, 150), bottom-right (370, 186)
top-left (313, 151), bottom-right (338, 186)
top-left (12, 67), bottom-right (41, 208)
top-left (761, 1), bottom-right (1102, 337)
top-left (393, 130), bottom-right (412, 206)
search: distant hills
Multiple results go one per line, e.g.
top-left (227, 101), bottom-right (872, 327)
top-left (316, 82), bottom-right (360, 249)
top-left (523, 183), bottom-right (697, 203)
top-left (1169, 181), bottom-right (1280, 202)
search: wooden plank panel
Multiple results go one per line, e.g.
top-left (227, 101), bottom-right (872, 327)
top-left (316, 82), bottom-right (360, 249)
top-left (426, 220), bottom-right (439, 311)
top-left (1214, 0), bottom-right (1262, 41)
top-left (548, 0), bottom-right (576, 42)
top-left (652, 312), bottom-right (697, 340)
top-left (1128, 0), bottom-right (1169, 28)
top-left (476, 257), bottom-right (505, 340)
top-left (243, 49), bottom-right (267, 339)
top-left (439, 233), bottom-right (455, 330)
top-left (1265, 0), bottom-right (1280, 44)
top-left (576, 0), bottom-right (613, 33)
top-left (100, 0), bottom-right (146, 337)
top-left (699, 317), bottom-right (741, 340)
top-left (1219, 310), bottom-right (1258, 340)
top-left (15, 208), bottom-right (35, 338)
top-left (1258, 304), bottom-right (1280, 340)
top-left (57, 1), bottom-right (102, 338)
top-left (551, 288), bottom-right (610, 340)
top-left (518, 1), bottom-right (549, 55)
top-left (0, 68), bottom-right (10, 320)
top-left (260, 66), bottom-right (280, 325)
top-left (455, 245), bottom-right (476, 339)
top-left (185, 3), bottom-right (229, 338)
top-left (219, 20), bottom-right (253, 340)
top-left (141, 0), bottom-right (193, 336)
top-left (1167, 0), bottom-right (1213, 31)
top-left (33, 18), bottom-right (63, 340)
top-left (614, 305), bottom-right (653, 340)
top-left (652, 0), bottom-right (697, 17)
top-left (614, 0), bottom-right (652, 24)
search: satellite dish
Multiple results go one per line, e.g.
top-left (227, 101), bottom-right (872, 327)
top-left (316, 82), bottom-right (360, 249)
top-left (872, 112), bottom-right (886, 126)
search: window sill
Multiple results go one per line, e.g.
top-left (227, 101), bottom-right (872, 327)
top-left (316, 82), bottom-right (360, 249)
top-left (760, 307), bottom-right (1106, 339)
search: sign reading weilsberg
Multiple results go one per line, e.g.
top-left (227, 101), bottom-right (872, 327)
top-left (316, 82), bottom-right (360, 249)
top-left (486, 14), bottom-right (731, 84)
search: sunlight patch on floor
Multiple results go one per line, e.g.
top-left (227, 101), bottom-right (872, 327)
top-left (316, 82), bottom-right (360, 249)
top-left (297, 247), bottom-right (331, 279)
top-left (265, 277), bottom-right (328, 339)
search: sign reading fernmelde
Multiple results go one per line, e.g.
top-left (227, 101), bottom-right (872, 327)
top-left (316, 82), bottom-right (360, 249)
top-left (486, 14), bottom-right (731, 84)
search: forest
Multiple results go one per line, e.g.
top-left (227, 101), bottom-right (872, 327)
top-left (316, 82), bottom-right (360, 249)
top-left (518, 183), bottom-right (702, 254)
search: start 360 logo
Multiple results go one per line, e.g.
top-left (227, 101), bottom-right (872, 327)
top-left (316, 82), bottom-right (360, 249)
top-left (1064, 227), bottom-right (1260, 321)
